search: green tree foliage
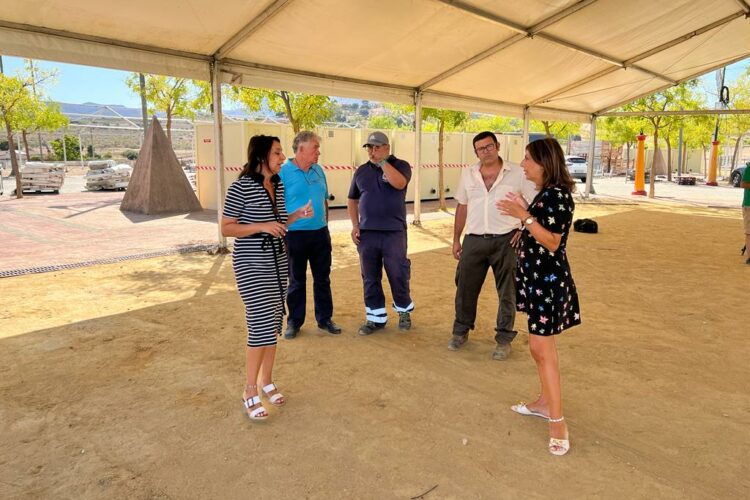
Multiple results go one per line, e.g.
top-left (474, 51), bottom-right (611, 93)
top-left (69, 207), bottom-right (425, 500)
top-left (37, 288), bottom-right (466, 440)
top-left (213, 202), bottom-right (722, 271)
top-left (725, 70), bottom-right (750, 170)
top-left (530, 120), bottom-right (581, 139)
top-left (600, 115), bottom-right (643, 174)
top-left (17, 60), bottom-right (68, 160)
top-left (50, 135), bottom-right (81, 161)
top-left (125, 74), bottom-right (199, 141)
top-left (231, 88), bottom-right (334, 134)
top-left (367, 115), bottom-right (398, 129)
top-left (464, 115), bottom-right (519, 133)
top-left (620, 80), bottom-right (703, 196)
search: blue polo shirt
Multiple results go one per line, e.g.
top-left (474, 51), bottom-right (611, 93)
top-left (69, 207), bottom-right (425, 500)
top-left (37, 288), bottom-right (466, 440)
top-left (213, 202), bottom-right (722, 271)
top-left (348, 155), bottom-right (412, 231)
top-left (279, 159), bottom-right (328, 231)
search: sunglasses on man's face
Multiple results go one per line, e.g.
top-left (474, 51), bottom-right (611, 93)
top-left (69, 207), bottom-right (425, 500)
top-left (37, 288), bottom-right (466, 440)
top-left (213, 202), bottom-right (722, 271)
top-left (365, 144), bottom-right (386, 150)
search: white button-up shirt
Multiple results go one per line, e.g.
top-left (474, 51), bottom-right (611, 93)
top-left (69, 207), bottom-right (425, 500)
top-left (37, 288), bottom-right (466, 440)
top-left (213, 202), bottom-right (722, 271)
top-left (454, 160), bottom-right (538, 236)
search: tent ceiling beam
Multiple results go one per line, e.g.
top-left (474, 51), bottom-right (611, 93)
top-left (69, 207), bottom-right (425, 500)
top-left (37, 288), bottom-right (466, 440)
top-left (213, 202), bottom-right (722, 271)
top-left (421, 0), bottom-right (674, 91)
top-left (220, 58), bottom-right (415, 93)
top-left (595, 51), bottom-right (750, 115)
top-left (213, 0), bottom-right (294, 60)
top-left (530, 12), bottom-right (749, 107)
top-left (734, 0), bottom-right (750, 14)
top-left (600, 108), bottom-right (750, 117)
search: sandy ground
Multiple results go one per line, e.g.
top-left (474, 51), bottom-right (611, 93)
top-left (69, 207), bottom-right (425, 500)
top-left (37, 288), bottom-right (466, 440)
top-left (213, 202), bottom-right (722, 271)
top-left (1, 202), bottom-right (749, 499)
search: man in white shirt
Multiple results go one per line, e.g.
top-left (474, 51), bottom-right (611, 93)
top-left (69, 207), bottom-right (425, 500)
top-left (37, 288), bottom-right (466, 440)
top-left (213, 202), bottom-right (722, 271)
top-left (449, 131), bottom-right (537, 360)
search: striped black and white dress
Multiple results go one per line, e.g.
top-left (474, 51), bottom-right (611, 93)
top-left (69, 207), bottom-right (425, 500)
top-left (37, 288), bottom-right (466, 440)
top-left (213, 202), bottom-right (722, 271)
top-left (223, 174), bottom-right (288, 347)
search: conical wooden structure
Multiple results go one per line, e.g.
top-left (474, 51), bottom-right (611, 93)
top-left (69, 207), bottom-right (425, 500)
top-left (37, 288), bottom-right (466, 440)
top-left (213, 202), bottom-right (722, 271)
top-left (120, 116), bottom-right (202, 214)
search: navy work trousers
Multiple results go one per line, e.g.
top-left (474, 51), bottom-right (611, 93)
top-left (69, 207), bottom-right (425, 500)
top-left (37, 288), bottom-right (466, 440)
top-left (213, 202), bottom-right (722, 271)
top-left (285, 227), bottom-right (334, 327)
top-left (357, 229), bottom-right (414, 324)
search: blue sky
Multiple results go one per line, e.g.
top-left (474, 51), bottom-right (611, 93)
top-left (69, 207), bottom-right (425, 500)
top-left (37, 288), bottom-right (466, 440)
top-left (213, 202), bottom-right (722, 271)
top-left (0, 55), bottom-right (748, 109)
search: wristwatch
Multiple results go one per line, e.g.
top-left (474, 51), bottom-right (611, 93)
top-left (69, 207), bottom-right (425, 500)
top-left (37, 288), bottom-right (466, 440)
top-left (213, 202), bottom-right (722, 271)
top-left (523, 216), bottom-right (535, 226)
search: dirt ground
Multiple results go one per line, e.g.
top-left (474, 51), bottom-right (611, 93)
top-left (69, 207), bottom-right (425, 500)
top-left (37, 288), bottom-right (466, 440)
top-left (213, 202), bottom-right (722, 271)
top-left (1, 202), bottom-right (748, 499)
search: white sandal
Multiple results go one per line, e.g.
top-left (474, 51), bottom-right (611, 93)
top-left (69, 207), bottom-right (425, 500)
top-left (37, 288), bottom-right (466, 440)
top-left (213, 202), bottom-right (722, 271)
top-left (262, 383), bottom-right (286, 406)
top-left (242, 395), bottom-right (268, 421)
top-left (511, 402), bottom-right (549, 419)
top-left (548, 416), bottom-right (570, 456)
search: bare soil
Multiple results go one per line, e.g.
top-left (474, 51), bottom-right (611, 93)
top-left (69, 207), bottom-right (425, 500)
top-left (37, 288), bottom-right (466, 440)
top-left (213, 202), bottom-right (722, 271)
top-left (1, 203), bottom-right (748, 499)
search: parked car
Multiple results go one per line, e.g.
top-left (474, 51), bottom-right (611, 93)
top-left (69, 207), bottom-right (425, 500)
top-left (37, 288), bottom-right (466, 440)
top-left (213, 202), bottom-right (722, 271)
top-left (564, 155), bottom-right (587, 183)
top-left (627, 169), bottom-right (651, 183)
top-left (730, 163), bottom-right (748, 187)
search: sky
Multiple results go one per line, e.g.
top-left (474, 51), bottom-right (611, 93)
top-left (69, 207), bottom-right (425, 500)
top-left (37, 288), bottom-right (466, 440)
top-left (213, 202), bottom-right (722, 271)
top-left (0, 54), bottom-right (748, 109)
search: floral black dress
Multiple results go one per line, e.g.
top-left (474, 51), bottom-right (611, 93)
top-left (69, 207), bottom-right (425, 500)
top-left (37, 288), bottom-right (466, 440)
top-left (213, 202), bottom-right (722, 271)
top-left (516, 186), bottom-right (581, 336)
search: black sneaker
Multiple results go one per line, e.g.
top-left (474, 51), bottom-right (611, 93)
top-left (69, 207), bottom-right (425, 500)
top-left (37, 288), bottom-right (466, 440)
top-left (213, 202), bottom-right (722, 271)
top-left (318, 319), bottom-right (342, 334)
top-left (358, 321), bottom-right (385, 336)
top-left (492, 341), bottom-right (512, 360)
top-left (284, 324), bottom-right (300, 340)
top-left (398, 312), bottom-right (411, 330)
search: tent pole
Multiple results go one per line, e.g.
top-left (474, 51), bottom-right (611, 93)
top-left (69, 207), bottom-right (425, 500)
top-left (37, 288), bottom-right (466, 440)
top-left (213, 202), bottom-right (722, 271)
top-left (522, 107), bottom-right (530, 147)
top-left (585, 115), bottom-right (597, 198)
top-left (413, 90), bottom-right (422, 226)
top-left (210, 60), bottom-right (229, 251)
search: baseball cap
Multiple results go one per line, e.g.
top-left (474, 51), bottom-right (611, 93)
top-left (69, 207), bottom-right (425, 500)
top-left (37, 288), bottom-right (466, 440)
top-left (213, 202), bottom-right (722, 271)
top-left (362, 131), bottom-right (389, 147)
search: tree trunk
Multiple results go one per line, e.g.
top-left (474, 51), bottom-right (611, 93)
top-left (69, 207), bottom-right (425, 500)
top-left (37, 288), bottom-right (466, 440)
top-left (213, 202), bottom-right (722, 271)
top-left (649, 130), bottom-right (658, 198)
top-left (665, 136), bottom-right (672, 182)
top-left (21, 130), bottom-right (30, 160)
top-left (625, 142), bottom-right (631, 180)
top-left (438, 120), bottom-right (446, 211)
top-left (682, 145), bottom-right (688, 174)
top-left (702, 146), bottom-right (708, 177)
top-left (280, 91), bottom-right (299, 134)
top-left (542, 121), bottom-right (552, 137)
top-left (5, 121), bottom-right (23, 198)
top-left (166, 110), bottom-right (172, 143)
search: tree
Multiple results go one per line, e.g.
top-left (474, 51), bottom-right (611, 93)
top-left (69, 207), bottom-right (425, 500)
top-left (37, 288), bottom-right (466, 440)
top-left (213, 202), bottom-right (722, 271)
top-left (725, 72), bottom-right (750, 172)
top-left (50, 135), bottom-right (81, 161)
top-left (0, 73), bottom-right (37, 198)
top-left (17, 60), bottom-right (67, 160)
top-left (681, 114), bottom-right (714, 176)
top-left (125, 74), bottom-right (198, 141)
top-left (620, 80), bottom-right (703, 197)
top-left (422, 108), bottom-right (469, 210)
top-left (600, 116), bottom-right (642, 174)
top-left (231, 88), bottom-right (334, 134)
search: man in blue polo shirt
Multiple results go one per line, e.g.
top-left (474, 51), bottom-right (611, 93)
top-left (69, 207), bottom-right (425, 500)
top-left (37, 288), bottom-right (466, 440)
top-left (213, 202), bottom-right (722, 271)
top-left (348, 131), bottom-right (414, 335)
top-left (279, 131), bottom-right (341, 339)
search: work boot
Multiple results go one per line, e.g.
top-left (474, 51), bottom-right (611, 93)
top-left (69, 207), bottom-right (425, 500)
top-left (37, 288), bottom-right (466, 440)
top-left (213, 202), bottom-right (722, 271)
top-left (492, 341), bottom-right (512, 361)
top-left (358, 321), bottom-right (386, 336)
top-left (398, 312), bottom-right (412, 330)
top-left (318, 319), bottom-right (342, 334)
top-left (284, 324), bottom-right (300, 340)
top-left (447, 334), bottom-right (467, 351)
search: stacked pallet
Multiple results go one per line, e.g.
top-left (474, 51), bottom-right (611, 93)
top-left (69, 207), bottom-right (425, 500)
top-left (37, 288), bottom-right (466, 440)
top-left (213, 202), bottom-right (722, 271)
top-left (21, 162), bottom-right (65, 193)
top-left (85, 160), bottom-right (133, 191)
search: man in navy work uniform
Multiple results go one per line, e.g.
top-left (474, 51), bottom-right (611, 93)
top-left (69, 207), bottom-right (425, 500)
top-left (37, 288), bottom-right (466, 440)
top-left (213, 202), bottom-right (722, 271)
top-left (279, 131), bottom-right (341, 339)
top-left (348, 131), bottom-right (414, 335)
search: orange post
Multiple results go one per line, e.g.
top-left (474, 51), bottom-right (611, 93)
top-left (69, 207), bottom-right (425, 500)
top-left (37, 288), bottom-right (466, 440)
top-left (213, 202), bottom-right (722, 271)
top-left (706, 140), bottom-right (719, 186)
top-left (632, 133), bottom-right (647, 195)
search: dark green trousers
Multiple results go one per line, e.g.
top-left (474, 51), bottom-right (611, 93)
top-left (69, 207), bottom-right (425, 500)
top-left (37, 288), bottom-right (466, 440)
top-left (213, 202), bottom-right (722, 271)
top-left (452, 232), bottom-right (518, 344)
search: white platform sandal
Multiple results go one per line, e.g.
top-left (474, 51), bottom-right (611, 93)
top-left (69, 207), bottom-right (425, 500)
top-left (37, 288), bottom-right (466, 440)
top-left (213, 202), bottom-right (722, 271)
top-left (548, 416), bottom-right (570, 456)
top-left (262, 383), bottom-right (286, 406)
top-left (242, 384), bottom-right (268, 421)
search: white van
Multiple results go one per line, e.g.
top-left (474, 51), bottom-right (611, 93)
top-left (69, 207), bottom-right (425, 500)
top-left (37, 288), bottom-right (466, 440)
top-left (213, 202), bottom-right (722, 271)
top-left (564, 155), bottom-right (587, 183)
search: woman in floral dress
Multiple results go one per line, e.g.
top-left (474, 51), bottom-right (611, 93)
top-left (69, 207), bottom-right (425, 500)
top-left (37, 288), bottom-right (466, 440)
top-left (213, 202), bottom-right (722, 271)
top-left (497, 138), bottom-right (581, 456)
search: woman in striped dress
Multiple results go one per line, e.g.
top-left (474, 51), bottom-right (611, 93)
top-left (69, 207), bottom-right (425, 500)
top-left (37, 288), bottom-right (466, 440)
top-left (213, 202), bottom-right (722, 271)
top-left (221, 135), bottom-right (313, 421)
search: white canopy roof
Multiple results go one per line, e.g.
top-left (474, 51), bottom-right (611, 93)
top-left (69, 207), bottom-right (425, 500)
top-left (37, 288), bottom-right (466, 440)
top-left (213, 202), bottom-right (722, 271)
top-left (1, 0), bottom-right (749, 121)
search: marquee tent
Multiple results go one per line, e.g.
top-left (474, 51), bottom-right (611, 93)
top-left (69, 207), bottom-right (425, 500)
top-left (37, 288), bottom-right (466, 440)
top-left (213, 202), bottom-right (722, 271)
top-left (1, 0), bottom-right (749, 241)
